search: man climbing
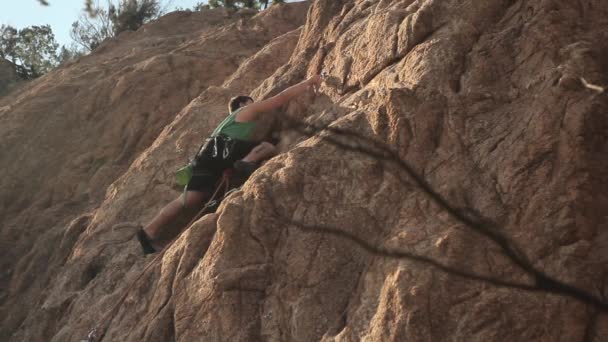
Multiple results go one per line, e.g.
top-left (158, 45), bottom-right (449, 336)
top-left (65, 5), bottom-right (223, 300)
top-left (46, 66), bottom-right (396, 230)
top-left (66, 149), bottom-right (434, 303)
top-left (137, 74), bottom-right (324, 254)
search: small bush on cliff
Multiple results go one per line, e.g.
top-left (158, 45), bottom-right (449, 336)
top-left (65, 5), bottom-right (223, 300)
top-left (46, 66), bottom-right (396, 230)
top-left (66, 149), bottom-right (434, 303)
top-left (110, 0), bottom-right (160, 35)
top-left (206, 0), bottom-right (284, 10)
top-left (70, 6), bottom-right (114, 52)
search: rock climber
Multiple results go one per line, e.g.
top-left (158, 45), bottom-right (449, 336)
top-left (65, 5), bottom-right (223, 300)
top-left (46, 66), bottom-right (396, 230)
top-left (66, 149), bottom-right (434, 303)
top-left (137, 74), bottom-right (324, 254)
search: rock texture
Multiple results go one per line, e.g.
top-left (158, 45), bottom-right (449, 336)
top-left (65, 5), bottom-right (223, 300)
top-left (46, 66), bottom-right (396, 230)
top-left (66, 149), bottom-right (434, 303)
top-left (0, 4), bottom-right (308, 341)
top-left (2, 1), bottom-right (608, 341)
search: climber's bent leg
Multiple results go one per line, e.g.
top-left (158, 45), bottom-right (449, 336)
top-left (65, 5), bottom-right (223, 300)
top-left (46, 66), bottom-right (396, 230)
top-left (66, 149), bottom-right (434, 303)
top-left (140, 190), bottom-right (208, 252)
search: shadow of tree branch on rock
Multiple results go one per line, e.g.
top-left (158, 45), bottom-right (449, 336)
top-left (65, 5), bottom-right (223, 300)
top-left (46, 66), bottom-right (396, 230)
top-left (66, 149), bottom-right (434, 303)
top-left (265, 114), bottom-right (608, 314)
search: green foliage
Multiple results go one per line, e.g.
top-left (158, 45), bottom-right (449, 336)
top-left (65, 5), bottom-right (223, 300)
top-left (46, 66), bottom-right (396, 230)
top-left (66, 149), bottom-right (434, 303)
top-left (110, 0), bottom-right (160, 35)
top-left (0, 24), bottom-right (59, 78)
top-left (207, 0), bottom-right (234, 9)
top-left (0, 25), bottom-right (19, 62)
top-left (239, 0), bottom-right (259, 9)
top-left (206, 0), bottom-right (283, 10)
top-left (70, 0), bottom-right (161, 52)
top-left (15, 25), bottom-right (59, 77)
top-left (192, 2), bottom-right (210, 11)
top-left (57, 45), bottom-right (85, 65)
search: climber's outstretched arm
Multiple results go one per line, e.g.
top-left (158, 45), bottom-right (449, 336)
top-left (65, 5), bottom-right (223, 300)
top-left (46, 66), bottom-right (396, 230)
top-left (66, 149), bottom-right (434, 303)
top-left (235, 74), bottom-right (322, 122)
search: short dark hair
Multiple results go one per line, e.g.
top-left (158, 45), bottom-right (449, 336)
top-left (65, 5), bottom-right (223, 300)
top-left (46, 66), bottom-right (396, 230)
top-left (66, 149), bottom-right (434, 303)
top-left (229, 95), bottom-right (254, 113)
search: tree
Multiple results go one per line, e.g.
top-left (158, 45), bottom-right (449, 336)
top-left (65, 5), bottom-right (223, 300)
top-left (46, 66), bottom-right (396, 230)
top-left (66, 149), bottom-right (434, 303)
top-left (110, 0), bottom-right (160, 35)
top-left (14, 25), bottom-right (59, 77)
top-left (192, 2), bottom-right (210, 11)
top-left (206, 0), bottom-right (284, 10)
top-left (0, 25), bottom-right (19, 63)
top-left (0, 24), bottom-right (59, 79)
top-left (207, 0), bottom-right (237, 9)
top-left (70, 1), bottom-right (115, 52)
top-left (70, 0), bottom-right (161, 52)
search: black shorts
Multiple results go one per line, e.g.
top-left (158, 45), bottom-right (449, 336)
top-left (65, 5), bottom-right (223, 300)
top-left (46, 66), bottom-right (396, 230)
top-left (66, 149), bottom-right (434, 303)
top-left (186, 135), bottom-right (257, 193)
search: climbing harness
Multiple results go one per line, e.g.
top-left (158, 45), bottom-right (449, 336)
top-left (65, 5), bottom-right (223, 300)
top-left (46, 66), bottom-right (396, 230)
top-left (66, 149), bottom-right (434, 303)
top-left (177, 134), bottom-right (246, 208)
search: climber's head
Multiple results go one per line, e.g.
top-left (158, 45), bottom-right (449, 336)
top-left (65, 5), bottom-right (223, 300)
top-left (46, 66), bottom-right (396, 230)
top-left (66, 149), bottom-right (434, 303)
top-left (229, 95), bottom-right (254, 113)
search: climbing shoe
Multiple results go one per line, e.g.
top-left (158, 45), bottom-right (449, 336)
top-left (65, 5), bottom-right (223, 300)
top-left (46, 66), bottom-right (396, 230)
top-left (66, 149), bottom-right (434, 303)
top-left (136, 229), bottom-right (157, 255)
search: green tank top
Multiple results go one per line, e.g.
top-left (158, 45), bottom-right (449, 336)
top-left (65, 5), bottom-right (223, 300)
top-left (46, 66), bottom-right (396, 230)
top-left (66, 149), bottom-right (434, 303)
top-left (211, 108), bottom-right (256, 141)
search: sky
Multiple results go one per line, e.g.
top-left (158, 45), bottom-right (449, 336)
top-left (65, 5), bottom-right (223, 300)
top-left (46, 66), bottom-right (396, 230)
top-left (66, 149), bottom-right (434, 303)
top-left (0, 1), bottom-right (255, 48)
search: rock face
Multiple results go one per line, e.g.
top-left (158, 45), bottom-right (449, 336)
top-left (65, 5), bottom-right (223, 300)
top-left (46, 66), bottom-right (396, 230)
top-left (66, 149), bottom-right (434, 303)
top-left (0, 4), bottom-right (308, 341)
top-left (1, 1), bottom-right (607, 341)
